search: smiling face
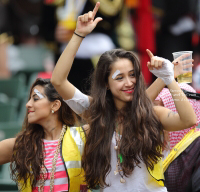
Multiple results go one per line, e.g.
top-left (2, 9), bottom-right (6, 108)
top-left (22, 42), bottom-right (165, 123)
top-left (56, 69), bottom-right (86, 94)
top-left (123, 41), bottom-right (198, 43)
top-left (108, 58), bottom-right (136, 109)
top-left (26, 85), bottom-right (53, 124)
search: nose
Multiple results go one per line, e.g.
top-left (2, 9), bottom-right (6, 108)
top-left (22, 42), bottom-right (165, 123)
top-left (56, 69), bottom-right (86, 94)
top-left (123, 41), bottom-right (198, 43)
top-left (125, 77), bottom-right (133, 86)
top-left (26, 99), bottom-right (32, 109)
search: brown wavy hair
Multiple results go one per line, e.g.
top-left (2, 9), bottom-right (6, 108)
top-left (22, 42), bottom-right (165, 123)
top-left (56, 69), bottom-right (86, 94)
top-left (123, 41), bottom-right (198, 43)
top-left (82, 49), bottom-right (164, 188)
top-left (10, 78), bottom-right (76, 189)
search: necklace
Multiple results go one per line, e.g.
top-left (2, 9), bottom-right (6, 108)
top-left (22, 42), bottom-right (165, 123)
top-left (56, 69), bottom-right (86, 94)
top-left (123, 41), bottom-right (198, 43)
top-left (114, 124), bottom-right (126, 183)
top-left (38, 124), bottom-right (67, 192)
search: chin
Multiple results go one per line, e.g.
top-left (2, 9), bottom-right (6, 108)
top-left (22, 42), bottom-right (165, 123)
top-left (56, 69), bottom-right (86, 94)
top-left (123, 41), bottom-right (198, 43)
top-left (125, 96), bottom-right (133, 102)
top-left (28, 120), bottom-right (34, 124)
top-left (27, 118), bottom-right (37, 124)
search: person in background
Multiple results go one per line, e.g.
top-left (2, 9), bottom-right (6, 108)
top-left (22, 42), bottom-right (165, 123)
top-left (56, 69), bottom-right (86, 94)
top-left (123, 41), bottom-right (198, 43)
top-left (0, 78), bottom-right (87, 192)
top-left (153, 84), bottom-right (200, 192)
top-left (147, 52), bottom-right (200, 192)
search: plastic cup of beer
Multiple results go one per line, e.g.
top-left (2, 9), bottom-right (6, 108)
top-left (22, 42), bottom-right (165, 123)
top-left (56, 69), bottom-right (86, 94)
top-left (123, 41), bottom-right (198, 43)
top-left (172, 51), bottom-right (193, 83)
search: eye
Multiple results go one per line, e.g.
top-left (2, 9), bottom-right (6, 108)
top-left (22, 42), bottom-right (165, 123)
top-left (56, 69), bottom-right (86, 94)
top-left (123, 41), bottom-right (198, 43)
top-left (130, 73), bottom-right (135, 77)
top-left (33, 98), bottom-right (39, 101)
top-left (116, 76), bottom-right (123, 80)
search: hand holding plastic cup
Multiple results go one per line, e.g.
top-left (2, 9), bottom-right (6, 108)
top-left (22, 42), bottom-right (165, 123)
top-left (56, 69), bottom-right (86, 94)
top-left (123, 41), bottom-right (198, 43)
top-left (172, 51), bottom-right (193, 83)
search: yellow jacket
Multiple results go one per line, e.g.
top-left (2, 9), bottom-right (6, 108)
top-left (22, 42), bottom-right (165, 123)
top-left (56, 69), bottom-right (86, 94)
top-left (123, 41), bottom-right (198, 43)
top-left (148, 152), bottom-right (165, 186)
top-left (19, 126), bottom-right (87, 192)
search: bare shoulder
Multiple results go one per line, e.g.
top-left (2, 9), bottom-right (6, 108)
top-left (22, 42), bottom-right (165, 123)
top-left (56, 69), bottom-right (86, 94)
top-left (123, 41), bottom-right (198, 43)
top-left (82, 124), bottom-right (90, 136)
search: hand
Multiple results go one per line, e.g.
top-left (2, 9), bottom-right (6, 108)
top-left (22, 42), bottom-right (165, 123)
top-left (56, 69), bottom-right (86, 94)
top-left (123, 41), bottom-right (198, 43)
top-left (146, 49), bottom-right (174, 85)
top-left (146, 49), bottom-right (164, 70)
top-left (172, 53), bottom-right (194, 78)
top-left (75, 2), bottom-right (103, 37)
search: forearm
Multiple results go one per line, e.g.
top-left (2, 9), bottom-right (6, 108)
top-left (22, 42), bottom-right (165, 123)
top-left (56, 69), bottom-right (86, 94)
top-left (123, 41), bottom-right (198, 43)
top-left (51, 34), bottom-right (83, 86)
top-left (146, 78), bottom-right (165, 101)
top-left (51, 2), bottom-right (101, 100)
top-left (167, 80), bottom-right (197, 126)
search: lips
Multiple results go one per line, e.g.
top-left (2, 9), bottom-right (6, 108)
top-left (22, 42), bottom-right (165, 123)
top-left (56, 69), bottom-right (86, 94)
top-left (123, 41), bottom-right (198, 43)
top-left (123, 88), bottom-right (134, 94)
top-left (28, 111), bottom-right (34, 114)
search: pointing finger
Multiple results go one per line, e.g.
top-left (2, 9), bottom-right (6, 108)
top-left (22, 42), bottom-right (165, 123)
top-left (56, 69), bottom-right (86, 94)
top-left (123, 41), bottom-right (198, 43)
top-left (92, 2), bottom-right (100, 20)
top-left (146, 49), bottom-right (154, 59)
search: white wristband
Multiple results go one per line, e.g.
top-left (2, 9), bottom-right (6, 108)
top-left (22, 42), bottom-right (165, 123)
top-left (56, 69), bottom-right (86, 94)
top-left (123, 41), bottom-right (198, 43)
top-left (150, 58), bottom-right (174, 85)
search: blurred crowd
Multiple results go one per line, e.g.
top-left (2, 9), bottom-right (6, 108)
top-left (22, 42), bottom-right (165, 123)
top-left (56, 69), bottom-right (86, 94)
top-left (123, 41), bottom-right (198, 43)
top-left (0, 0), bottom-right (200, 123)
top-left (0, 0), bottom-right (200, 90)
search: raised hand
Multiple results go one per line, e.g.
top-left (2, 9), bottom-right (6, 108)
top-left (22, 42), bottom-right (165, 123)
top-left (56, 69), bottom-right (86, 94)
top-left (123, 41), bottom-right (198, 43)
top-left (146, 49), bottom-right (174, 85)
top-left (172, 53), bottom-right (194, 78)
top-left (75, 2), bottom-right (103, 37)
top-left (146, 49), bottom-right (164, 70)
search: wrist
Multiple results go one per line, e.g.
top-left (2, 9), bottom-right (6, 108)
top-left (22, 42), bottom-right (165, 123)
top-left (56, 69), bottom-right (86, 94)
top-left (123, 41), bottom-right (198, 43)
top-left (166, 79), bottom-right (176, 87)
top-left (74, 31), bottom-right (86, 38)
top-left (162, 76), bottom-right (174, 85)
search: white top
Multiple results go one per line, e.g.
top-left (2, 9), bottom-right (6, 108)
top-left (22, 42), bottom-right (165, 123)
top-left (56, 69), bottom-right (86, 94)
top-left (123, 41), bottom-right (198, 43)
top-left (64, 88), bottom-right (90, 114)
top-left (100, 134), bottom-right (167, 192)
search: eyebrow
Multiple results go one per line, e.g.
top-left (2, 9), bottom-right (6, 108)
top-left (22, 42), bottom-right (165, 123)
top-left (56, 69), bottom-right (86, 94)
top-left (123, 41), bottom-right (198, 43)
top-left (32, 93), bottom-right (45, 98)
top-left (33, 93), bottom-right (37, 97)
top-left (115, 69), bottom-right (135, 76)
top-left (34, 89), bottom-right (45, 99)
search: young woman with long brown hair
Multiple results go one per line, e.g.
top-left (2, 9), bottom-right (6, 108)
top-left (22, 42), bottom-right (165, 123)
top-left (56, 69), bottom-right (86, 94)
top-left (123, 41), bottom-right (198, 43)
top-left (0, 78), bottom-right (87, 192)
top-left (51, 2), bottom-right (197, 191)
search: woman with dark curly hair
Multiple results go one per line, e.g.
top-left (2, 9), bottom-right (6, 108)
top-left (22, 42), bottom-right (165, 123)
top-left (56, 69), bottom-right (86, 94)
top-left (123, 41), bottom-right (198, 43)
top-left (0, 78), bottom-right (88, 192)
top-left (51, 2), bottom-right (197, 192)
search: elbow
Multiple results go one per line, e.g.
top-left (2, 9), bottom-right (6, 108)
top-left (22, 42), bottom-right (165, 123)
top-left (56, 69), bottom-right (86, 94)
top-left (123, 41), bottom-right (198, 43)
top-left (185, 115), bottom-right (197, 128)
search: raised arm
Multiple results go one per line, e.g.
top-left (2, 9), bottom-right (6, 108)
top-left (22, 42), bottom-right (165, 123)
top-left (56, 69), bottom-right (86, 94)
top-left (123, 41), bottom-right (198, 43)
top-left (0, 138), bottom-right (15, 164)
top-left (51, 2), bottom-right (102, 101)
top-left (146, 49), bottom-right (194, 102)
top-left (146, 51), bottom-right (197, 131)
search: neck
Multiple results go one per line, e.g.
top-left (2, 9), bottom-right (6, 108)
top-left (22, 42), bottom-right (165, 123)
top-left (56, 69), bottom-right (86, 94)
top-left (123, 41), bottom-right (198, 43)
top-left (113, 98), bottom-right (126, 111)
top-left (42, 121), bottom-right (64, 140)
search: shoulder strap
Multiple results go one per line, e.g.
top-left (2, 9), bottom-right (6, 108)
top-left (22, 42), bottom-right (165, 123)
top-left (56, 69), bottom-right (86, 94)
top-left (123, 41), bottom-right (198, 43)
top-left (163, 128), bottom-right (200, 172)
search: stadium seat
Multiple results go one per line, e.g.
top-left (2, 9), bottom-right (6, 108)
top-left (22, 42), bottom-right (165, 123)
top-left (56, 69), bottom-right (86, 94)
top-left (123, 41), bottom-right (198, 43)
top-left (0, 99), bottom-right (19, 122)
top-left (0, 163), bottom-right (18, 190)
top-left (0, 73), bottom-right (26, 100)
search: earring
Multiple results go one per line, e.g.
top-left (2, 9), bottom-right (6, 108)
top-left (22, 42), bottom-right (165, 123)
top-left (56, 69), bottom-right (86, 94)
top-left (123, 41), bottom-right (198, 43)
top-left (51, 110), bottom-right (54, 114)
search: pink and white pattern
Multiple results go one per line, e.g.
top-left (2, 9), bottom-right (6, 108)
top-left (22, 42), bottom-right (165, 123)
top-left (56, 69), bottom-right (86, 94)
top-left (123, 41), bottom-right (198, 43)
top-left (32, 139), bottom-right (68, 192)
top-left (156, 83), bottom-right (200, 150)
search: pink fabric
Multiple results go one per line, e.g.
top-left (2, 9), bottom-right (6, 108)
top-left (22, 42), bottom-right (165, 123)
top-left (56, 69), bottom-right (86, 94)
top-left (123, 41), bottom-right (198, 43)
top-left (156, 83), bottom-right (200, 150)
top-left (32, 139), bottom-right (68, 192)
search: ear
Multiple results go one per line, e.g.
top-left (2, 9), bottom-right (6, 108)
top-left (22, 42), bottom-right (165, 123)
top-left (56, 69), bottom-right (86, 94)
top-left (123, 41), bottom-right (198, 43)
top-left (106, 84), bottom-right (110, 90)
top-left (51, 100), bottom-right (61, 113)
